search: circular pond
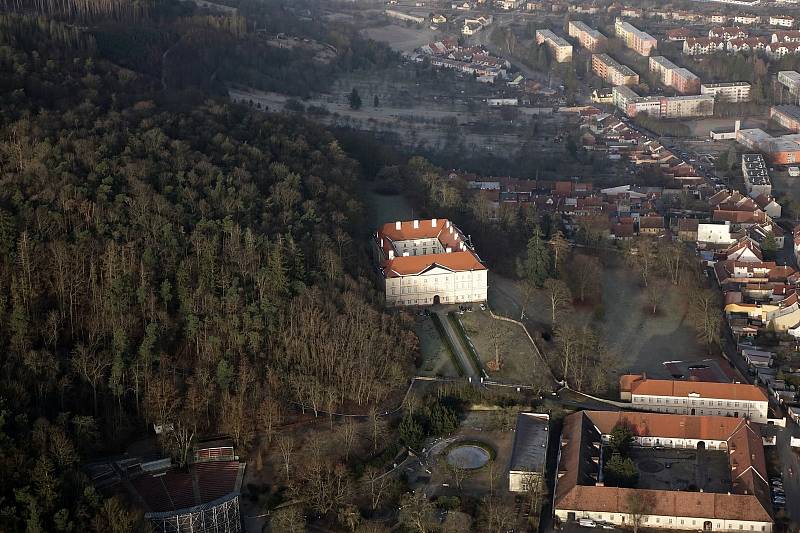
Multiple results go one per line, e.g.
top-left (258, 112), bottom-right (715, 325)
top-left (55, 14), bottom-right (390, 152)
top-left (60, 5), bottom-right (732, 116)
top-left (446, 444), bottom-right (491, 470)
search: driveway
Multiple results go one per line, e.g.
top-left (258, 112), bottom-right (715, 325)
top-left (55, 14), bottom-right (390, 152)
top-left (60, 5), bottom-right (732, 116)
top-left (435, 309), bottom-right (479, 378)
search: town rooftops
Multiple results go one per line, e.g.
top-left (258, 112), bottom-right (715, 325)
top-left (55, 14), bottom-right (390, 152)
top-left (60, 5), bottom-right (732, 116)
top-left (508, 413), bottom-right (550, 473)
top-left (626, 376), bottom-right (768, 402)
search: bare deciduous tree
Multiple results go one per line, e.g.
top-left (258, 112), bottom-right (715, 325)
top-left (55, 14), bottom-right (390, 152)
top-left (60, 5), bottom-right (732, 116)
top-left (544, 278), bottom-right (572, 326)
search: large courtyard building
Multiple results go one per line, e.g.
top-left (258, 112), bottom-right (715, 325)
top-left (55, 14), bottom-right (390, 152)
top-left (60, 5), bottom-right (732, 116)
top-left (535, 29), bottom-right (573, 62)
top-left (619, 375), bottom-right (769, 423)
top-left (592, 53), bottom-right (639, 85)
top-left (614, 18), bottom-right (658, 56)
top-left (568, 20), bottom-right (606, 51)
top-left (649, 56), bottom-right (700, 93)
top-left (374, 219), bottom-right (488, 307)
top-left (554, 411), bottom-right (773, 532)
top-left (701, 82), bottom-right (752, 102)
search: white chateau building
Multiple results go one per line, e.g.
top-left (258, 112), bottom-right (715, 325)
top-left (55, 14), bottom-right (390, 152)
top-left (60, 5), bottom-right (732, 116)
top-left (620, 375), bottom-right (769, 423)
top-left (374, 219), bottom-right (488, 307)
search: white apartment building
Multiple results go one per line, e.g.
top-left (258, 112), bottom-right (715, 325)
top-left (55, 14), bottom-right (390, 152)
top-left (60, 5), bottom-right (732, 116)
top-left (701, 82), bottom-right (751, 102)
top-left (778, 70), bottom-right (800, 95)
top-left (770, 15), bottom-right (795, 27)
top-left (375, 219), bottom-right (488, 307)
top-left (620, 375), bottom-right (769, 423)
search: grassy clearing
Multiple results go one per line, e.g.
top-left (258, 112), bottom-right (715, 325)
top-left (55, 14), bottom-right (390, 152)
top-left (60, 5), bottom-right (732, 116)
top-left (459, 311), bottom-right (543, 385)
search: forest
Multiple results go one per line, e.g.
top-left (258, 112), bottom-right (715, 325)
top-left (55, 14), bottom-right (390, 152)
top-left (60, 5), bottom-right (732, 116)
top-left (0, 4), bottom-right (419, 531)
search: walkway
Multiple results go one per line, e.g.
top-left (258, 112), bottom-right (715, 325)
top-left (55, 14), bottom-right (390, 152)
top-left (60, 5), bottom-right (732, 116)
top-left (436, 310), bottom-right (479, 377)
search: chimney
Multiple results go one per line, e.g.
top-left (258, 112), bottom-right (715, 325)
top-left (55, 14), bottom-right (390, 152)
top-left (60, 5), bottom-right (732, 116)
top-left (395, 221), bottom-right (402, 230)
top-left (455, 233), bottom-right (460, 241)
top-left (380, 238), bottom-right (384, 248)
top-left (446, 247), bottom-right (452, 253)
top-left (413, 219), bottom-right (419, 229)
top-left (735, 119), bottom-right (741, 133)
top-left (432, 218), bottom-right (438, 227)
top-left (460, 243), bottom-right (466, 251)
top-left (388, 250), bottom-right (394, 260)
top-left (446, 220), bottom-right (451, 228)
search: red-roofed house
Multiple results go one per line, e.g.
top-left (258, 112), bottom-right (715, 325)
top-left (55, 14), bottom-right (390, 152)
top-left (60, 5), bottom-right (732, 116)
top-left (375, 219), bottom-right (487, 306)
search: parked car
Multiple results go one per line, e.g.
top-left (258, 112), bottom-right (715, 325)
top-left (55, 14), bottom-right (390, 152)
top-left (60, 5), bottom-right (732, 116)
top-left (579, 519), bottom-right (596, 528)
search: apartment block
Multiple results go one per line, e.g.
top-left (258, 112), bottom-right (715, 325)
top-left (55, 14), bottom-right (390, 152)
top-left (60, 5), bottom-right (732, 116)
top-left (591, 53), bottom-right (639, 85)
top-left (771, 104), bottom-right (800, 131)
top-left (567, 20), bottom-right (606, 51)
top-left (648, 56), bottom-right (700, 94)
top-left (612, 86), bottom-right (714, 118)
top-left (700, 82), bottom-right (751, 102)
top-left (535, 29), bottom-right (573, 62)
top-left (614, 18), bottom-right (657, 56)
top-left (778, 70), bottom-right (800, 94)
top-left (742, 153), bottom-right (772, 197)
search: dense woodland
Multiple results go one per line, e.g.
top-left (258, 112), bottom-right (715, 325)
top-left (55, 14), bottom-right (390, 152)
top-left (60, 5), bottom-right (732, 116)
top-left (0, 3), bottom-right (421, 530)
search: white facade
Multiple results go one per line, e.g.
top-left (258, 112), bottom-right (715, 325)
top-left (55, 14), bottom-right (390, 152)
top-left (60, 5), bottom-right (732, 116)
top-left (698, 223), bottom-right (735, 244)
top-left (376, 219), bottom-right (488, 307)
top-left (554, 509), bottom-right (772, 533)
top-left (701, 82), bottom-right (751, 103)
top-left (384, 267), bottom-right (488, 306)
top-left (630, 393), bottom-right (768, 423)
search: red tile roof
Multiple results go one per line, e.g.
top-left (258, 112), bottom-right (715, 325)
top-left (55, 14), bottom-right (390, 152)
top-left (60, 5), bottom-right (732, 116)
top-left (628, 377), bottom-right (768, 402)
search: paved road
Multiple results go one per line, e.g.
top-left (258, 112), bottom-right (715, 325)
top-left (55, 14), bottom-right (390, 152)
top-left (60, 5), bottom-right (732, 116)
top-left (771, 416), bottom-right (800, 523)
top-left (436, 310), bottom-right (479, 377)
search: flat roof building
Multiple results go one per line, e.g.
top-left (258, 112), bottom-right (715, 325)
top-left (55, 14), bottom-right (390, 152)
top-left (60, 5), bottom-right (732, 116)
top-left (612, 86), bottom-right (713, 118)
top-left (615, 18), bottom-right (657, 56)
top-left (508, 413), bottom-right (549, 492)
top-left (770, 104), bottom-right (800, 132)
top-left (568, 20), bottom-right (606, 52)
top-left (701, 81), bottom-right (751, 102)
top-left (535, 29), bottom-right (573, 62)
top-left (649, 56), bottom-right (701, 94)
top-left (742, 153), bottom-right (772, 197)
top-left (592, 53), bottom-right (639, 86)
top-left (778, 70), bottom-right (800, 94)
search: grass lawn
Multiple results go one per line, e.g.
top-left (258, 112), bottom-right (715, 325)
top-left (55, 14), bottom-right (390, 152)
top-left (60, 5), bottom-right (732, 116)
top-left (414, 316), bottom-right (460, 378)
top-left (458, 310), bottom-right (544, 386)
top-left (488, 257), bottom-right (714, 382)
